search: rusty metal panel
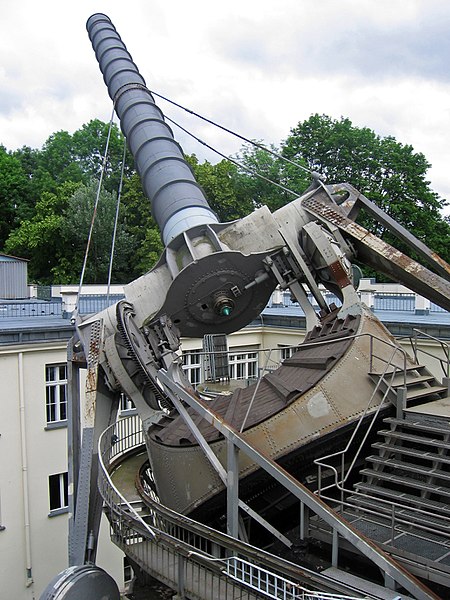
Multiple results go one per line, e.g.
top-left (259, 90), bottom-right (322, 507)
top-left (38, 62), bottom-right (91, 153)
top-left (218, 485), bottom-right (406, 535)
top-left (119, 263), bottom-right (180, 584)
top-left (302, 195), bottom-right (450, 312)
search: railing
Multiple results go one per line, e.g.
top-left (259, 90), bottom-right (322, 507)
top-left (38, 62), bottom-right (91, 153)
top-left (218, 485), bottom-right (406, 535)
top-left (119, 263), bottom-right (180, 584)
top-left (373, 292), bottom-right (415, 312)
top-left (314, 334), bottom-right (408, 504)
top-left (98, 416), bottom-right (364, 600)
top-left (77, 294), bottom-right (125, 315)
top-left (224, 556), bottom-right (362, 600)
top-left (269, 291), bottom-right (342, 310)
top-left (430, 301), bottom-right (448, 313)
top-left (2, 289), bottom-right (448, 321)
top-left (185, 344), bottom-right (304, 391)
top-left (0, 294), bottom-right (125, 319)
top-left (0, 301), bottom-right (63, 318)
top-left (312, 331), bottom-right (450, 558)
top-left (319, 491), bottom-right (450, 548)
top-left (98, 415), bottom-right (157, 547)
top-left (268, 289), bottom-right (447, 316)
top-left (411, 328), bottom-right (450, 378)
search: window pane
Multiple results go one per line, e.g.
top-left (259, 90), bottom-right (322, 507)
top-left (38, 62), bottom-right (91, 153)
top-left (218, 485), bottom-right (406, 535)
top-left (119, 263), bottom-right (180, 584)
top-left (49, 472), bottom-right (68, 511)
top-left (60, 386), bottom-right (67, 421)
top-left (62, 472), bottom-right (68, 507)
top-left (46, 366), bottom-right (55, 382)
top-left (49, 474), bottom-right (61, 510)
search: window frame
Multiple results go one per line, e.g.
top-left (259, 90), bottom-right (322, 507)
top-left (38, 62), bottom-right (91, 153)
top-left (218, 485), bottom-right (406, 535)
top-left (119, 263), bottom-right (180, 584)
top-left (45, 363), bottom-right (68, 428)
top-left (182, 349), bottom-right (203, 387)
top-left (228, 349), bottom-right (259, 381)
top-left (119, 392), bottom-right (136, 415)
top-left (48, 471), bottom-right (69, 516)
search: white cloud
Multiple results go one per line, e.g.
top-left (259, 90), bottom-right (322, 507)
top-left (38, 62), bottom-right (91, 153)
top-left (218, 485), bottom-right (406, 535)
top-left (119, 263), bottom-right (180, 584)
top-left (0, 0), bottom-right (449, 215)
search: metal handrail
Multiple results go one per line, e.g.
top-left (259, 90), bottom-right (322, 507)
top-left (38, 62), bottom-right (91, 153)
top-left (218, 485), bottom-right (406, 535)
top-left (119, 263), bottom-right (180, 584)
top-left (412, 328), bottom-right (450, 378)
top-left (194, 330), bottom-right (408, 381)
top-left (188, 328), bottom-right (409, 504)
top-left (97, 416), bottom-right (157, 540)
top-left (224, 556), bottom-right (361, 600)
top-left (317, 487), bottom-right (450, 545)
top-left (312, 330), bottom-right (450, 548)
top-left (314, 334), bottom-right (408, 497)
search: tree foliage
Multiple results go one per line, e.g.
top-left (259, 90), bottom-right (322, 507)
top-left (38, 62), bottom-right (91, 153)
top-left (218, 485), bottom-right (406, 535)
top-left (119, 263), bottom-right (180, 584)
top-left (236, 115), bottom-right (450, 264)
top-left (186, 155), bottom-right (255, 221)
top-left (4, 182), bottom-right (80, 282)
top-left (233, 143), bottom-right (310, 212)
top-left (53, 181), bottom-right (133, 284)
top-left (120, 173), bottom-right (163, 278)
top-left (0, 146), bottom-right (33, 247)
top-left (1, 114), bottom-right (448, 285)
top-left (281, 114), bottom-right (450, 261)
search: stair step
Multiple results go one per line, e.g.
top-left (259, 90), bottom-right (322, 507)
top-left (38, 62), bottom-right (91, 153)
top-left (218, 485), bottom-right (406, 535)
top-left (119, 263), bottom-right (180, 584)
top-left (377, 429), bottom-right (450, 450)
top-left (368, 365), bottom-right (426, 377)
top-left (390, 374), bottom-right (436, 388)
top-left (354, 482), bottom-right (450, 516)
top-left (372, 441), bottom-right (450, 465)
top-left (383, 416), bottom-right (450, 435)
top-left (405, 385), bottom-right (448, 401)
top-left (366, 455), bottom-right (450, 482)
top-left (346, 495), bottom-right (450, 533)
top-left (359, 468), bottom-right (450, 497)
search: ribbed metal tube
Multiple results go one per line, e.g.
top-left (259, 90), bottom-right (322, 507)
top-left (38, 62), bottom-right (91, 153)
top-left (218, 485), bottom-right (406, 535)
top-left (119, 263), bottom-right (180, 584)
top-left (86, 13), bottom-right (218, 245)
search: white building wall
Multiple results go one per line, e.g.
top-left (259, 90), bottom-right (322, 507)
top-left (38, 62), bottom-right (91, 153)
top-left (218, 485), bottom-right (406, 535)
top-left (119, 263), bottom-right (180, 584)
top-left (0, 351), bottom-right (27, 595)
top-left (0, 342), bottom-right (124, 600)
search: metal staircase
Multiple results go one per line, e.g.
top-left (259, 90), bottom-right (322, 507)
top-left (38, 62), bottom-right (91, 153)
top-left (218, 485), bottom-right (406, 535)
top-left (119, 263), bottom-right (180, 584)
top-left (311, 351), bottom-right (450, 591)
top-left (343, 412), bottom-right (450, 583)
top-left (369, 364), bottom-right (448, 412)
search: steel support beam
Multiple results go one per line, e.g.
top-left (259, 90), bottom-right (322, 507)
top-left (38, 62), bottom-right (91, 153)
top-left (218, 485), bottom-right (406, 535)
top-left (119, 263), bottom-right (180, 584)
top-left (227, 438), bottom-right (239, 539)
top-left (167, 390), bottom-right (292, 547)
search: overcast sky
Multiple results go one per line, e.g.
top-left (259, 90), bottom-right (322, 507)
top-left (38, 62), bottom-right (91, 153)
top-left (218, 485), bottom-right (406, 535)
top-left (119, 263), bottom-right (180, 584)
top-left (1, 0), bottom-right (450, 214)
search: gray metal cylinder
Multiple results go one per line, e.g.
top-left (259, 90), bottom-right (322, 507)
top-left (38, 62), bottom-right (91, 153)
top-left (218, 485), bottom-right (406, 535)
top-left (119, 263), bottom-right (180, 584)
top-left (86, 13), bottom-right (218, 245)
top-left (39, 565), bottom-right (120, 600)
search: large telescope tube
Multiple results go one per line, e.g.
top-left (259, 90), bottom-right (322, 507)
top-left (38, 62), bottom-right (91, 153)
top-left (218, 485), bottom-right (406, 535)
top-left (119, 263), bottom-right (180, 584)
top-left (86, 13), bottom-right (218, 245)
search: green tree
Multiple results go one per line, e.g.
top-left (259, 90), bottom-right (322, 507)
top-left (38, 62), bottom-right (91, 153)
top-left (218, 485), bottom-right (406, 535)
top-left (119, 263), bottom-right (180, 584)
top-left (120, 173), bottom-right (163, 277)
top-left (53, 180), bottom-right (133, 284)
top-left (11, 145), bottom-right (42, 222)
top-left (281, 114), bottom-right (450, 262)
top-left (0, 146), bottom-right (33, 249)
top-left (186, 155), bottom-right (255, 221)
top-left (72, 119), bottom-right (134, 192)
top-left (5, 180), bottom-right (135, 284)
top-left (37, 130), bottom-right (85, 191)
top-left (232, 142), bottom-right (312, 213)
top-left (4, 181), bottom-right (80, 282)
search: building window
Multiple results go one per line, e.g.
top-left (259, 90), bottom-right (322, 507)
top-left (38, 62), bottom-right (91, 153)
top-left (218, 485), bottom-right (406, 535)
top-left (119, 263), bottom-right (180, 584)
top-left (46, 364), bottom-right (67, 424)
top-left (48, 472), bottom-right (68, 514)
top-left (182, 350), bottom-right (202, 387)
top-left (119, 392), bottom-right (135, 414)
top-left (280, 345), bottom-right (300, 361)
top-left (123, 557), bottom-right (133, 584)
top-left (229, 351), bottom-right (258, 380)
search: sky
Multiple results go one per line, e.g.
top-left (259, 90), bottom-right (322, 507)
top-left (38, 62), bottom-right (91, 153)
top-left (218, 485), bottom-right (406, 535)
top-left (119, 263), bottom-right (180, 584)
top-left (1, 0), bottom-right (450, 214)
